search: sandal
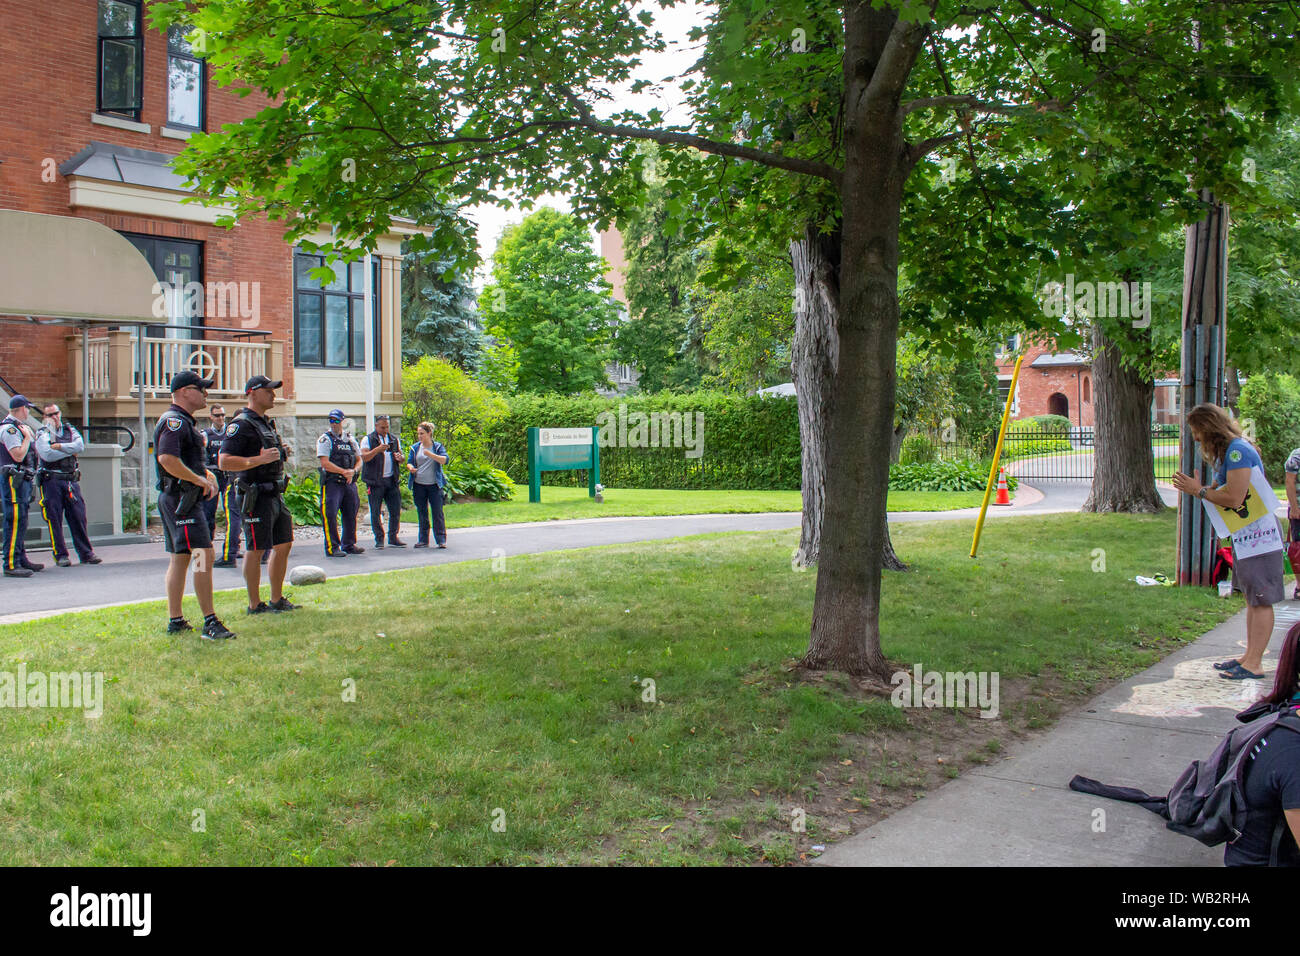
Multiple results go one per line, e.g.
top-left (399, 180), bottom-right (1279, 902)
top-left (1219, 661), bottom-right (1266, 681)
top-left (1213, 659), bottom-right (1243, 671)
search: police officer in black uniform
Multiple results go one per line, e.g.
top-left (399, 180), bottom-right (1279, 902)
top-left (154, 371), bottom-right (236, 640)
top-left (35, 403), bottom-right (101, 567)
top-left (219, 375), bottom-right (299, 614)
top-left (201, 404), bottom-right (243, 568)
top-left (0, 395), bottom-right (43, 577)
top-left (317, 408), bottom-right (364, 558)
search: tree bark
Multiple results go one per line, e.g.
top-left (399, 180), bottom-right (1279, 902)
top-left (790, 225), bottom-right (905, 572)
top-left (798, 84), bottom-right (907, 678)
top-left (1083, 318), bottom-right (1164, 513)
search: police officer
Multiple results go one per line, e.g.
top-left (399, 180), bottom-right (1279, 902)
top-left (0, 395), bottom-right (43, 577)
top-left (35, 403), bottom-right (101, 567)
top-left (201, 404), bottom-right (243, 568)
top-left (317, 409), bottom-right (364, 558)
top-left (154, 371), bottom-right (236, 640)
top-left (219, 375), bottom-right (299, 614)
top-left (359, 414), bottom-right (406, 548)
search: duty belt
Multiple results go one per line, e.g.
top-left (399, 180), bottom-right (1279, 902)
top-left (1, 464), bottom-right (35, 482)
top-left (38, 466), bottom-right (80, 483)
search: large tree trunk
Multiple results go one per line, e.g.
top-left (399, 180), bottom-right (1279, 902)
top-left (1083, 318), bottom-right (1163, 513)
top-left (798, 91), bottom-right (905, 678)
top-left (790, 225), bottom-right (905, 571)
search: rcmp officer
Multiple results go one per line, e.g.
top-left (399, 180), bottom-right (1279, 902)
top-left (35, 403), bottom-right (101, 567)
top-left (218, 375), bottom-right (299, 614)
top-left (317, 409), bottom-right (364, 558)
top-left (154, 371), bottom-right (236, 640)
top-left (0, 395), bottom-right (43, 577)
top-left (201, 404), bottom-right (243, 568)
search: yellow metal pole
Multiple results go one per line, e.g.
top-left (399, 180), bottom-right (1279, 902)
top-left (971, 354), bottom-right (1023, 558)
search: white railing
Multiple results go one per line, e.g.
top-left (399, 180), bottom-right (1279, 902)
top-left (69, 331), bottom-right (274, 400)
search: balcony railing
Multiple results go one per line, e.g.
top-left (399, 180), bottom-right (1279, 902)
top-left (67, 330), bottom-right (284, 400)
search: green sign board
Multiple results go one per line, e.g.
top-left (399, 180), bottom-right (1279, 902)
top-left (527, 426), bottom-right (600, 502)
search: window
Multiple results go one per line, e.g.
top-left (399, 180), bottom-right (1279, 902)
top-left (120, 233), bottom-right (203, 336)
top-left (293, 252), bottom-right (382, 369)
top-left (994, 333), bottom-right (1021, 358)
top-left (98, 0), bottom-right (143, 120)
top-left (1082, 376), bottom-right (1091, 403)
top-left (166, 24), bottom-right (205, 130)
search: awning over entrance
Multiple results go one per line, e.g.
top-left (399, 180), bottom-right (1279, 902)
top-left (0, 209), bottom-right (159, 322)
top-left (0, 209), bottom-right (166, 535)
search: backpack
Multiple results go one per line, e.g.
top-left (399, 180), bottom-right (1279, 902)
top-left (1070, 703), bottom-right (1300, 864)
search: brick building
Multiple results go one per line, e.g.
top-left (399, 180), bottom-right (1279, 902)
top-left (995, 335), bottom-right (1178, 427)
top-left (0, 0), bottom-right (422, 496)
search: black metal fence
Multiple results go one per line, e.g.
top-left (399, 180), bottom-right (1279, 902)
top-left (909, 425), bottom-right (1180, 481)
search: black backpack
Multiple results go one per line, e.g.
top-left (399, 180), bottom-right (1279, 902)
top-left (1070, 702), bottom-right (1300, 865)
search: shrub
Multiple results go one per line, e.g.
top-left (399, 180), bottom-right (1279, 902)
top-left (888, 459), bottom-right (1017, 493)
top-left (444, 463), bottom-right (514, 501)
top-left (899, 433), bottom-right (937, 465)
top-left (1238, 373), bottom-right (1300, 482)
top-left (484, 391), bottom-right (801, 490)
top-left (283, 472), bottom-right (324, 526)
top-left (402, 355), bottom-right (509, 470)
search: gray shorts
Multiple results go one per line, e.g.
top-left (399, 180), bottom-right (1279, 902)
top-left (1232, 551), bottom-right (1285, 607)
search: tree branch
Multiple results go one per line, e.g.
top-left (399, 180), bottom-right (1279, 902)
top-left (559, 90), bottom-right (843, 187)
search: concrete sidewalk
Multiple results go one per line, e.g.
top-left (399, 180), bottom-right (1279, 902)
top-left (815, 602), bottom-right (1300, 866)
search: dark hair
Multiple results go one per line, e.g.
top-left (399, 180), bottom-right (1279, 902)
top-left (1262, 620), bottom-right (1300, 707)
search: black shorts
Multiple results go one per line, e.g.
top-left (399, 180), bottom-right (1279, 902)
top-left (159, 490), bottom-right (213, 554)
top-left (242, 494), bottom-right (293, 551)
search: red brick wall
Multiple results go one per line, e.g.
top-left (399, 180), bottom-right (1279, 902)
top-left (996, 340), bottom-right (1094, 427)
top-left (0, 0), bottom-right (294, 401)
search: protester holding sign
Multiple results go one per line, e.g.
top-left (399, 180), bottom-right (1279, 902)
top-left (1173, 403), bottom-right (1284, 681)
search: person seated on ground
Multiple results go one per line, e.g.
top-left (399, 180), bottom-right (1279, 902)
top-left (1225, 620), bottom-right (1300, 867)
top-left (1286, 445), bottom-right (1300, 600)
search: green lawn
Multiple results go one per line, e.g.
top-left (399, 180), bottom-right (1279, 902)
top-left (399, 485), bottom-right (985, 528)
top-left (0, 511), bottom-right (1236, 865)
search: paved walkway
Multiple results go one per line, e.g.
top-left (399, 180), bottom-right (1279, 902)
top-left (0, 480), bottom-right (1113, 624)
top-left (815, 601), bottom-right (1299, 866)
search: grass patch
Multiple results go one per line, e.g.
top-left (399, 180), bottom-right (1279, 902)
top-left (0, 511), bottom-right (1235, 865)
top-left (402, 485), bottom-right (983, 528)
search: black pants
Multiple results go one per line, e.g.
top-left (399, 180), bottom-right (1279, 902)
top-left (1, 473), bottom-right (32, 571)
top-left (204, 471), bottom-right (242, 562)
top-left (367, 478), bottom-right (402, 544)
top-left (321, 479), bottom-right (360, 555)
top-left (38, 475), bottom-right (94, 561)
top-left (412, 482), bottom-right (446, 545)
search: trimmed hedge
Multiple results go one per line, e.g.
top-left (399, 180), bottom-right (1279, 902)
top-left (485, 392), bottom-right (801, 490)
top-left (888, 459), bottom-right (1018, 493)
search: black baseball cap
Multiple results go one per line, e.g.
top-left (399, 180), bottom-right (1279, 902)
top-left (328, 409), bottom-right (346, 422)
top-left (8, 395), bottom-right (34, 409)
top-left (244, 375), bottom-right (283, 393)
top-left (169, 371), bottom-right (214, 392)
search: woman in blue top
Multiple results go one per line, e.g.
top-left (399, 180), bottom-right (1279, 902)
top-left (406, 422), bottom-right (449, 549)
top-left (1173, 403), bottom-right (1283, 679)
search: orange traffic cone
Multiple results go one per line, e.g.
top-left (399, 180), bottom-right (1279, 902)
top-left (993, 467), bottom-right (1011, 506)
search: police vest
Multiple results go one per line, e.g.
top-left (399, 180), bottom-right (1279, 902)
top-left (153, 407), bottom-right (203, 490)
top-left (232, 409), bottom-right (285, 486)
top-left (202, 426), bottom-right (223, 469)
top-left (320, 431), bottom-right (356, 482)
top-left (0, 417), bottom-right (37, 471)
top-left (361, 430), bottom-right (400, 484)
top-left (40, 425), bottom-right (79, 476)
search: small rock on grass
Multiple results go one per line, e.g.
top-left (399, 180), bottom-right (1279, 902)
top-left (289, 565), bottom-right (326, 586)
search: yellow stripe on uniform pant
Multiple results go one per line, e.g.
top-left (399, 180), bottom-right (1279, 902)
top-left (6, 475), bottom-right (18, 569)
top-left (319, 484), bottom-right (333, 554)
top-left (38, 481), bottom-right (58, 554)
